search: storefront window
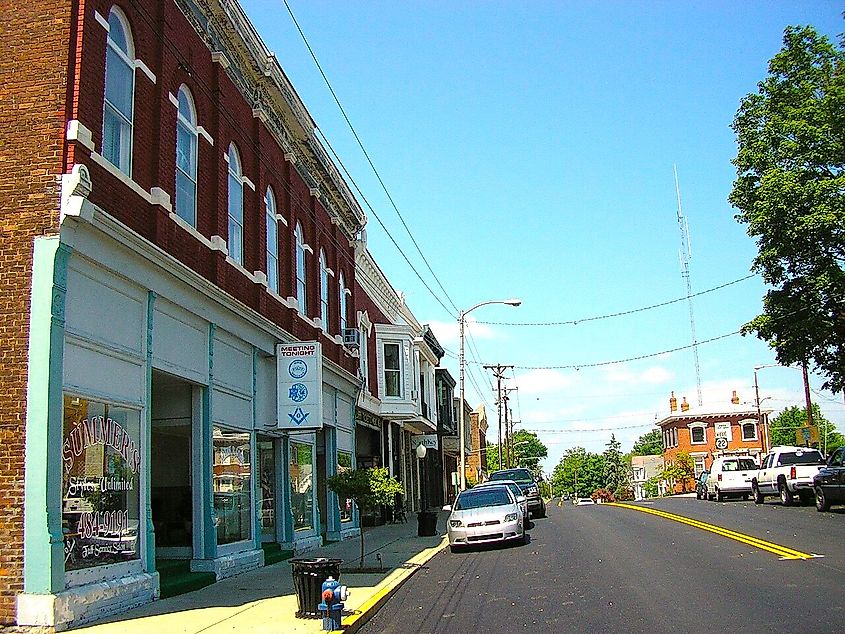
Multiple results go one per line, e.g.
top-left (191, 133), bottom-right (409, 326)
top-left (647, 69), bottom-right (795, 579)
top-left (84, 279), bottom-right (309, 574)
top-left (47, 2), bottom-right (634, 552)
top-left (338, 451), bottom-right (353, 522)
top-left (290, 441), bottom-right (313, 531)
top-left (212, 426), bottom-right (252, 545)
top-left (62, 395), bottom-right (141, 571)
top-left (258, 439), bottom-right (276, 540)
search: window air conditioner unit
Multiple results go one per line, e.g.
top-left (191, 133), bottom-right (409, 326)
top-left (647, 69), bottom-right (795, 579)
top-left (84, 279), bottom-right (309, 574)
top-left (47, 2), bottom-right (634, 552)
top-left (342, 328), bottom-right (360, 348)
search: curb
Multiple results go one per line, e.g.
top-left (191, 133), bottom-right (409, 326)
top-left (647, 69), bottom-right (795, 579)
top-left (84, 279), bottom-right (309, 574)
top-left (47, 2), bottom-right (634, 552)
top-left (333, 534), bottom-right (449, 634)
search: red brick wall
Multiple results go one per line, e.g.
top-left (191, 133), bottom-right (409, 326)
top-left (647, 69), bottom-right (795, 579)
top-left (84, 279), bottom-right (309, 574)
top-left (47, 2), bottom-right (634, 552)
top-left (353, 280), bottom-right (390, 399)
top-left (0, 0), bottom-right (72, 621)
top-left (1, 0), bottom-right (363, 622)
top-left (71, 0), bottom-right (358, 378)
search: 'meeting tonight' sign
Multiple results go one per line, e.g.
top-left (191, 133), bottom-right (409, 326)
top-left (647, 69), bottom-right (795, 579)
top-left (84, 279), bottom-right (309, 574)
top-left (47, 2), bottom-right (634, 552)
top-left (277, 342), bottom-right (323, 430)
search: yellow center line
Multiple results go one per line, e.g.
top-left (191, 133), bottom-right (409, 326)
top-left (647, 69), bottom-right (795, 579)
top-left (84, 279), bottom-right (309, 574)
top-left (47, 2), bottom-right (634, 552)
top-left (607, 502), bottom-right (823, 561)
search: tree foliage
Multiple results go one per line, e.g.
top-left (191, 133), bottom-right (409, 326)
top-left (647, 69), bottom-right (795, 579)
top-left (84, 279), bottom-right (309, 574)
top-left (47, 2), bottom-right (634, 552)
top-left (326, 467), bottom-right (403, 567)
top-left (550, 447), bottom-right (606, 498)
top-left (729, 25), bottom-right (845, 393)
top-left (660, 451), bottom-right (696, 493)
top-left (769, 403), bottom-right (844, 454)
top-left (603, 434), bottom-right (629, 496)
top-left (486, 430), bottom-right (548, 476)
top-left (631, 428), bottom-right (663, 456)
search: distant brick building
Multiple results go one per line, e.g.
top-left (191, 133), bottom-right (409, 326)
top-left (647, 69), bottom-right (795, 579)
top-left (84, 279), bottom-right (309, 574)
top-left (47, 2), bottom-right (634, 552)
top-left (656, 391), bottom-right (771, 492)
top-left (466, 404), bottom-right (489, 483)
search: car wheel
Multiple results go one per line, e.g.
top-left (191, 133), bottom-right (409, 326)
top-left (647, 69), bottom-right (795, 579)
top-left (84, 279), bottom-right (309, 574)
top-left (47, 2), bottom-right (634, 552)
top-left (695, 490), bottom-right (700, 500)
top-left (742, 494), bottom-right (749, 501)
top-left (715, 488), bottom-right (723, 502)
top-left (539, 502), bottom-right (546, 518)
top-left (752, 482), bottom-right (764, 504)
top-left (779, 483), bottom-right (794, 506)
top-left (815, 486), bottom-right (830, 512)
top-left (449, 544), bottom-right (462, 553)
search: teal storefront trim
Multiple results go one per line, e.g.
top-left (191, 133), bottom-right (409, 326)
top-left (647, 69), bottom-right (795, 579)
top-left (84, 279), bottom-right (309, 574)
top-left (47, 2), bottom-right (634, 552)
top-left (200, 324), bottom-right (216, 560)
top-left (23, 236), bottom-right (71, 593)
top-left (251, 347), bottom-right (261, 552)
top-left (144, 291), bottom-right (156, 572)
top-left (280, 435), bottom-right (294, 543)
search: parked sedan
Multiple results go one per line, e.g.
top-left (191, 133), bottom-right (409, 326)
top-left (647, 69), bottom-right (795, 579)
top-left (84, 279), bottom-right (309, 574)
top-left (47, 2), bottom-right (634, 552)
top-left (445, 485), bottom-right (525, 552)
top-left (695, 471), bottom-right (710, 500)
top-left (814, 446), bottom-right (845, 512)
top-left (475, 479), bottom-right (529, 528)
top-left (575, 497), bottom-right (595, 506)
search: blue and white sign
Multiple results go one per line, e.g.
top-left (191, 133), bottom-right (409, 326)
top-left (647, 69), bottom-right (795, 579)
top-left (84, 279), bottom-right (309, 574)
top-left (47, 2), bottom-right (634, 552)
top-left (277, 341), bottom-right (323, 430)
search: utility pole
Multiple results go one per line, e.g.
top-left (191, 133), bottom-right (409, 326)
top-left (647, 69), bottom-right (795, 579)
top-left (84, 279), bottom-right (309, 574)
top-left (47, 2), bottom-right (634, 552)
top-left (484, 364), bottom-right (512, 471)
top-left (502, 387), bottom-right (518, 468)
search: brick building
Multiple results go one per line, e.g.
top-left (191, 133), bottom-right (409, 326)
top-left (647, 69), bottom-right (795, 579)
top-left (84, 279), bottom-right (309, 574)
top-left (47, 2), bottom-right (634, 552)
top-left (0, 0), bottom-right (391, 627)
top-left (465, 404), bottom-right (489, 484)
top-left (656, 391), bottom-right (771, 491)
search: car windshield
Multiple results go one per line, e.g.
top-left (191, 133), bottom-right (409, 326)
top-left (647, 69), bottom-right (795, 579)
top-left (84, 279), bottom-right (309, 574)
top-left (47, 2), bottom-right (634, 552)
top-left (477, 481), bottom-right (522, 499)
top-left (454, 487), bottom-right (513, 510)
top-left (490, 469), bottom-right (533, 485)
top-left (777, 450), bottom-right (825, 466)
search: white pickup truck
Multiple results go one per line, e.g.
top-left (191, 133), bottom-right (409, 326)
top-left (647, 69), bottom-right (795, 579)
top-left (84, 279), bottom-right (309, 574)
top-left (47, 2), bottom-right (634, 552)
top-left (751, 446), bottom-right (827, 505)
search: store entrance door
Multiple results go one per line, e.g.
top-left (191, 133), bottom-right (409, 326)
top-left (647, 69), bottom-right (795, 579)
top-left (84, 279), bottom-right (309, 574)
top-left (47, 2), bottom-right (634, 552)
top-left (257, 437), bottom-right (276, 543)
top-left (150, 370), bottom-right (195, 560)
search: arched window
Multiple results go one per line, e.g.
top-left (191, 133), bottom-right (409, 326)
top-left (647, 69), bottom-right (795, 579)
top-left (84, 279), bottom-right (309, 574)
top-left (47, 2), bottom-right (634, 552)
top-left (339, 271), bottom-right (347, 333)
top-left (295, 223), bottom-right (306, 314)
top-left (741, 422), bottom-right (757, 441)
top-left (103, 7), bottom-right (135, 174)
top-left (319, 249), bottom-right (328, 328)
top-left (227, 144), bottom-right (244, 265)
top-left (265, 187), bottom-right (278, 293)
top-left (175, 85), bottom-right (198, 225)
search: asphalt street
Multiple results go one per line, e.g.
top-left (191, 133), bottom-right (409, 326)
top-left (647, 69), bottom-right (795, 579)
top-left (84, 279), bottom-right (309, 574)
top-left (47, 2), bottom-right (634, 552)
top-left (359, 497), bottom-right (845, 633)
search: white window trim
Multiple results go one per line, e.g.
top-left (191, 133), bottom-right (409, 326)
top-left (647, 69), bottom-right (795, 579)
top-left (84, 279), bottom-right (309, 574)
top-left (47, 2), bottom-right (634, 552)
top-left (741, 421), bottom-right (758, 441)
top-left (382, 341), bottom-right (404, 399)
top-left (295, 223), bottom-right (307, 315)
top-left (319, 250), bottom-right (329, 330)
top-left (103, 8), bottom-right (135, 176)
top-left (174, 86), bottom-right (199, 228)
top-left (265, 188), bottom-right (279, 294)
top-left (226, 145), bottom-right (244, 266)
top-left (688, 422), bottom-right (707, 445)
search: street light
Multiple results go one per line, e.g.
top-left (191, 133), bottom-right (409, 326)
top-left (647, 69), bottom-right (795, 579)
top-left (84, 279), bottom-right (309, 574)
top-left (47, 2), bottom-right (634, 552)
top-left (754, 364), bottom-right (780, 454)
top-left (459, 298), bottom-right (521, 491)
top-left (416, 443), bottom-right (427, 512)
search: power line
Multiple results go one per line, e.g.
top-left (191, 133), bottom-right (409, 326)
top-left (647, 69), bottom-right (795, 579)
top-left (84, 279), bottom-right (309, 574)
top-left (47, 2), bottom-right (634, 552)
top-left (282, 0), bottom-right (460, 315)
top-left (316, 129), bottom-right (456, 318)
top-left (476, 275), bottom-right (756, 326)
top-left (466, 330), bottom-right (742, 370)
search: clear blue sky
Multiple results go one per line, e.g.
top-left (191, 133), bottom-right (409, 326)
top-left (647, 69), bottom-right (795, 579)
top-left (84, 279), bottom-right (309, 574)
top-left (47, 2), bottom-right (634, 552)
top-left (240, 1), bottom-right (844, 473)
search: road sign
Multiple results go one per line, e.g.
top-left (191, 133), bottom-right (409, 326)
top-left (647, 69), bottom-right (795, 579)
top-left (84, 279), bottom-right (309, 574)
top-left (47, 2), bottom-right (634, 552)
top-left (715, 437), bottom-right (728, 450)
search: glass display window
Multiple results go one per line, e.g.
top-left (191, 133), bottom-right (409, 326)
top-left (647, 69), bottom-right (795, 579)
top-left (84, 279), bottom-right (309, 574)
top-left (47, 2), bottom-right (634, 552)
top-left (212, 426), bottom-right (252, 545)
top-left (290, 441), bottom-right (313, 531)
top-left (62, 395), bottom-right (141, 571)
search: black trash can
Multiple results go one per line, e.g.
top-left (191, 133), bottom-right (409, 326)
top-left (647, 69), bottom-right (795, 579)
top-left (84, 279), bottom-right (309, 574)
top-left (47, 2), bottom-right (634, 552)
top-left (417, 511), bottom-right (438, 537)
top-left (289, 557), bottom-right (343, 618)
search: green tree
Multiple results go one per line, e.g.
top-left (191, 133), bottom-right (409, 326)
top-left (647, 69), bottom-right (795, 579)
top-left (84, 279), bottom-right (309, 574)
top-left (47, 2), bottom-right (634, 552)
top-left (769, 403), bottom-right (844, 454)
top-left (603, 434), bottom-right (629, 495)
top-left (486, 430), bottom-right (548, 475)
top-left (326, 467), bottom-right (403, 568)
top-left (660, 451), bottom-right (696, 493)
top-left (631, 428), bottom-right (663, 456)
top-left (729, 25), bottom-right (845, 394)
top-left (550, 447), bottom-right (605, 498)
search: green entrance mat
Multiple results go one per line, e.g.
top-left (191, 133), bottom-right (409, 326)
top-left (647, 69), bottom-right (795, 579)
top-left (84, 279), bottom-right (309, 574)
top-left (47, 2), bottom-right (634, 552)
top-left (155, 559), bottom-right (216, 599)
top-left (262, 543), bottom-right (294, 566)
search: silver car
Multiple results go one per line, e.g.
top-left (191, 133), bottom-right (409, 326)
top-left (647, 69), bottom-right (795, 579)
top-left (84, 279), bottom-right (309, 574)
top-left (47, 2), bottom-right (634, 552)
top-left (474, 479), bottom-right (529, 528)
top-left (445, 485), bottom-right (525, 552)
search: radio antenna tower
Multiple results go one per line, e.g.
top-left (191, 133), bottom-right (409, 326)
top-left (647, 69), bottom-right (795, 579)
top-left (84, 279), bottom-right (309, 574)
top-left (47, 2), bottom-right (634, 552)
top-left (675, 165), bottom-right (703, 407)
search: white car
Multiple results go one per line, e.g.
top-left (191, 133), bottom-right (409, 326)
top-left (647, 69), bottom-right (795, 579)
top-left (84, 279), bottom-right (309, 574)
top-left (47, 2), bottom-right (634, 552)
top-left (706, 456), bottom-right (757, 501)
top-left (575, 497), bottom-right (595, 506)
top-left (474, 479), bottom-right (529, 528)
top-left (445, 485), bottom-right (526, 552)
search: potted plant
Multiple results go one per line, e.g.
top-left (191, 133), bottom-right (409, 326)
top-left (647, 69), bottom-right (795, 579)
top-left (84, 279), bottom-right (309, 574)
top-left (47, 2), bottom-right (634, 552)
top-left (327, 467), bottom-right (404, 569)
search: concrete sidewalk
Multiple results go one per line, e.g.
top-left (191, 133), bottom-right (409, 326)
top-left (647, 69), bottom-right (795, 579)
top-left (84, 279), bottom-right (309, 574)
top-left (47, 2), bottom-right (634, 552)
top-left (67, 514), bottom-right (449, 633)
